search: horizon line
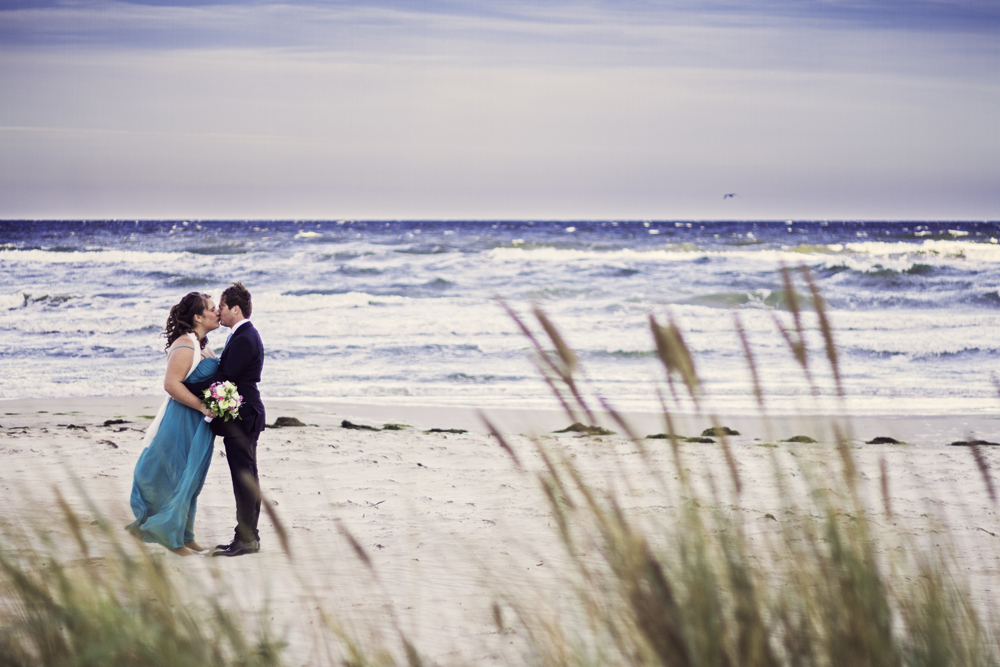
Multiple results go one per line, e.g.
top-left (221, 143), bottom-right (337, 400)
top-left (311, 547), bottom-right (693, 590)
top-left (2, 218), bottom-right (998, 224)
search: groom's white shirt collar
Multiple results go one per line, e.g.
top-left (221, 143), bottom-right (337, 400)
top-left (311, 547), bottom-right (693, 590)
top-left (229, 319), bottom-right (249, 337)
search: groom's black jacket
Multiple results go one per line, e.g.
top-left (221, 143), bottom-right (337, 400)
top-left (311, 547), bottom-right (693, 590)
top-left (187, 321), bottom-right (265, 436)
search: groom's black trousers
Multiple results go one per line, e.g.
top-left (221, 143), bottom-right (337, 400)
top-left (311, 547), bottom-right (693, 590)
top-left (214, 419), bottom-right (261, 543)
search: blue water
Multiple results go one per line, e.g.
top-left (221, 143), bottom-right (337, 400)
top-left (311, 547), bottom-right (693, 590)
top-left (2, 220), bottom-right (1000, 415)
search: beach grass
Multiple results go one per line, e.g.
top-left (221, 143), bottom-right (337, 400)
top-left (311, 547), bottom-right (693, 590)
top-left (0, 486), bottom-right (285, 667)
top-left (495, 266), bottom-right (999, 666)
top-left (2, 266), bottom-right (999, 665)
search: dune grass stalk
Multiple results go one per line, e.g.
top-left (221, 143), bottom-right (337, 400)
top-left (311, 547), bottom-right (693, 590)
top-left (0, 487), bottom-right (284, 667)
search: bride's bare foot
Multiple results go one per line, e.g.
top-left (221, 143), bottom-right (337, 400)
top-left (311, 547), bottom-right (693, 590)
top-left (184, 541), bottom-right (205, 552)
top-left (169, 546), bottom-right (195, 557)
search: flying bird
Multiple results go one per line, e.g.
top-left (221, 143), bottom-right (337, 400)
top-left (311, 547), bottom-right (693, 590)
top-left (722, 193), bottom-right (737, 199)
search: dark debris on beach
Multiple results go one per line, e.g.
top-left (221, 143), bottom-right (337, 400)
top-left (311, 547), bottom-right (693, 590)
top-left (340, 419), bottom-right (378, 431)
top-left (866, 436), bottom-right (905, 445)
top-left (268, 417), bottom-right (309, 428)
top-left (782, 435), bottom-right (818, 443)
top-left (554, 422), bottom-right (615, 436)
top-left (702, 426), bottom-right (740, 437)
top-left (644, 434), bottom-right (716, 443)
top-left (341, 420), bottom-right (416, 432)
top-left (950, 439), bottom-right (1000, 446)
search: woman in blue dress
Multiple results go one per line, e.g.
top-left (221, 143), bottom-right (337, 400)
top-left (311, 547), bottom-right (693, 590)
top-left (127, 292), bottom-right (220, 556)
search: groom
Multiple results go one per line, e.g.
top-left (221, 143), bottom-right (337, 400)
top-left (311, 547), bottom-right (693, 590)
top-left (187, 281), bottom-right (266, 557)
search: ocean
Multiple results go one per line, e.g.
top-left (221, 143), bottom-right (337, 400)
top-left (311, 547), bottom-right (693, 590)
top-left (2, 220), bottom-right (999, 416)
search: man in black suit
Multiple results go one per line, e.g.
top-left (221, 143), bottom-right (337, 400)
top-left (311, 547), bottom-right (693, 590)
top-left (187, 282), bottom-right (265, 557)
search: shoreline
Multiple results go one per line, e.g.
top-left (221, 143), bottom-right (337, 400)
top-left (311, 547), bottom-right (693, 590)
top-left (3, 395), bottom-right (998, 445)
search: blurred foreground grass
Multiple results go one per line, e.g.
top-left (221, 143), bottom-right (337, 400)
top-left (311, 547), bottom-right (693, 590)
top-left (0, 490), bottom-right (284, 666)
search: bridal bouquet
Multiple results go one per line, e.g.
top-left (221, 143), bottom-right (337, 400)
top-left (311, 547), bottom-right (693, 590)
top-left (202, 381), bottom-right (242, 423)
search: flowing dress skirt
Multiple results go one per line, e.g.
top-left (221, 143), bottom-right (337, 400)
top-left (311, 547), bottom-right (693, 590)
top-left (126, 357), bottom-right (218, 549)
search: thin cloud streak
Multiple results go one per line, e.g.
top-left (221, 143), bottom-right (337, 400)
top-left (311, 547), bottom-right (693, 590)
top-left (3, 1), bottom-right (998, 60)
top-left (3, 1), bottom-right (999, 42)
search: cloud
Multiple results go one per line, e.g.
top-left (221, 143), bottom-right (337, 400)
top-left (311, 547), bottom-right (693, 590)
top-left (0, 0), bottom-right (997, 219)
top-left (2, 1), bottom-right (998, 53)
top-left (2, 47), bottom-right (997, 219)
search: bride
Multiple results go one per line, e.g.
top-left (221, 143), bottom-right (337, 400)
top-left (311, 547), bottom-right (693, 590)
top-left (126, 292), bottom-right (220, 556)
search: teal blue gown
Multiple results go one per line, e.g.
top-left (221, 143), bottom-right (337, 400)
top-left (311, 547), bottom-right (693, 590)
top-left (127, 356), bottom-right (218, 549)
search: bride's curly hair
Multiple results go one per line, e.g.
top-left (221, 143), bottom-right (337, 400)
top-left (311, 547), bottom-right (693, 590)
top-left (163, 292), bottom-right (212, 353)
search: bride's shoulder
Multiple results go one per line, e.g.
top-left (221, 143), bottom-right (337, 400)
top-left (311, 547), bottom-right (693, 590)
top-left (166, 337), bottom-right (196, 355)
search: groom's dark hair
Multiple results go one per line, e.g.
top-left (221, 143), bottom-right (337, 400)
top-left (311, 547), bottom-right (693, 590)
top-left (221, 282), bottom-right (252, 318)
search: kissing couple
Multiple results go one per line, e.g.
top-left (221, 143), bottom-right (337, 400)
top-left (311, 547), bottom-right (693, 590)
top-left (126, 282), bottom-right (266, 558)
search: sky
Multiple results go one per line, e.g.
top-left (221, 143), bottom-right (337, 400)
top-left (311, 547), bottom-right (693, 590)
top-left (1, 0), bottom-right (998, 221)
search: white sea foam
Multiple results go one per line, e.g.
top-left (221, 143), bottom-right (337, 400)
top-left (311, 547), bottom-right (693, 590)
top-left (843, 239), bottom-right (1000, 262)
top-left (0, 248), bottom-right (195, 266)
top-left (0, 292), bottom-right (25, 310)
top-left (255, 290), bottom-right (412, 311)
top-left (486, 242), bottom-right (1000, 269)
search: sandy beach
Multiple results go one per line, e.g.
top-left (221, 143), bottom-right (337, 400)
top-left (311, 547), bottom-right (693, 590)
top-left (3, 395), bottom-right (1000, 665)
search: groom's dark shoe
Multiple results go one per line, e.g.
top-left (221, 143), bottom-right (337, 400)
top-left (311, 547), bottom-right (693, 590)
top-left (212, 539), bottom-right (260, 557)
top-left (214, 537), bottom-right (258, 550)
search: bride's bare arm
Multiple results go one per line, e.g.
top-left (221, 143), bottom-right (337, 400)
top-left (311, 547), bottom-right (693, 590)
top-left (164, 344), bottom-right (214, 416)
